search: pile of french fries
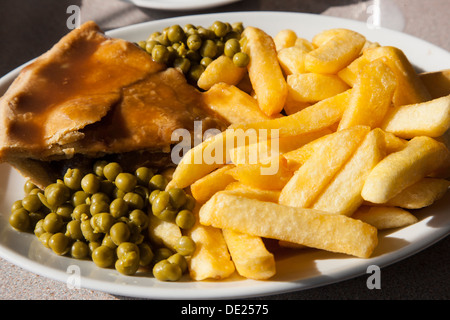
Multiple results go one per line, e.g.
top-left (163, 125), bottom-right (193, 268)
top-left (164, 26), bottom-right (450, 281)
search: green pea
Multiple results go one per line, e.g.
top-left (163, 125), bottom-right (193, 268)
top-left (183, 24), bottom-right (196, 33)
top-left (135, 167), bottom-right (154, 186)
top-left (44, 183), bottom-right (70, 207)
top-left (200, 57), bottom-right (213, 68)
top-left (92, 245), bottom-right (115, 268)
top-left (174, 236), bottom-right (196, 256)
top-left (91, 192), bottom-right (110, 205)
top-left (147, 31), bottom-right (161, 42)
top-left (152, 191), bottom-right (170, 216)
top-left (123, 192), bottom-right (144, 210)
top-left (175, 209), bottom-right (196, 229)
top-left (99, 179), bottom-right (115, 196)
top-left (199, 39), bottom-right (217, 58)
top-left (71, 241), bottom-right (89, 259)
top-left (149, 189), bottom-right (160, 204)
top-left (138, 243), bottom-right (154, 267)
top-left (224, 38), bottom-right (241, 58)
top-left (233, 51), bottom-right (250, 68)
top-left (71, 190), bottom-right (89, 207)
top-left (188, 64), bottom-right (205, 82)
top-left (39, 232), bottom-right (53, 248)
top-left (81, 173), bottom-right (100, 195)
top-left (211, 21), bottom-right (228, 37)
top-left (90, 212), bottom-right (115, 234)
top-left (34, 219), bottom-right (45, 238)
top-left (43, 212), bottom-right (64, 233)
top-left (80, 218), bottom-right (101, 242)
top-left (158, 208), bottom-right (178, 222)
top-left (185, 49), bottom-right (202, 63)
top-left (167, 253), bottom-right (188, 273)
top-left (72, 203), bottom-right (91, 220)
top-left (9, 208), bottom-right (31, 232)
top-left (173, 57), bottom-right (191, 74)
top-left (152, 260), bottom-right (182, 281)
top-left (11, 200), bottom-right (23, 212)
top-left (232, 22), bottom-right (244, 34)
top-left (129, 209), bottom-right (148, 230)
top-left (24, 180), bottom-right (37, 194)
top-left (56, 203), bottom-right (74, 220)
top-left (21, 194), bottom-right (42, 212)
top-left (115, 173), bottom-right (137, 193)
top-left (109, 222), bottom-right (131, 246)
top-left (186, 34), bottom-right (202, 51)
top-left (109, 198), bottom-right (128, 219)
top-left (182, 194), bottom-right (196, 211)
top-left (102, 234), bottom-right (118, 250)
top-left (152, 45), bottom-right (170, 64)
top-left (48, 233), bottom-right (70, 255)
top-left (197, 27), bottom-right (214, 40)
top-left (103, 162), bottom-right (123, 182)
top-left (152, 247), bottom-right (174, 265)
top-left (167, 24), bottom-right (185, 43)
top-left (115, 251), bottom-right (140, 275)
top-left (89, 200), bottom-right (110, 216)
top-left (168, 188), bottom-right (187, 210)
top-left (89, 241), bottom-right (101, 256)
top-left (65, 220), bottom-right (83, 240)
top-left (116, 242), bottom-right (139, 260)
top-left (148, 174), bottom-right (168, 191)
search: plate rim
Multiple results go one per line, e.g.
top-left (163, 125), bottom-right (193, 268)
top-left (0, 11), bottom-right (449, 300)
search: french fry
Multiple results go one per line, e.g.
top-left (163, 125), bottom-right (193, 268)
top-left (200, 192), bottom-right (378, 258)
top-left (279, 126), bottom-right (370, 208)
top-left (294, 37), bottom-right (315, 52)
top-left (381, 94), bottom-right (450, 139)
top-left (380, 178), bottom-right (450, 209)
top-left (361, 136), bottom-right (450, 203)
top-left (147, 214), bottom-right (182, 251)
top-left (222, 229), bottom-right (276, 280)
top-left (230, 89), bottom-right (352, 137)
top-left (203, 83), bottom-right (274, 124)
top-left (338, 58), bottom-right (397, 130)
top-left (383, 131), bottom-right (407, 154)
top-left (197, 55), bottom-right (247, 90)
top-left (337, 46), bottom-right (431, 106)
top-left (190, 164), bottom-right (236, 203)
top-left (305, 29), bottom-right (366, 74)
top-left (241, 26), bottom-right (288, 116)
top-left (187, 204), bottom-right (235, 281)
top-left (311, 128), bottom-right (386, 216)
top-left (225, 182), bottom-right (280, 203)
top-left (352, 206), bottom-right (418, 230)
top-left (227, 155), bottom-right (293, 190)
top-left (283, 95), bottom-right (311, 115)
top-left (287, 73), bottom-right (350, 103)
top-left (273, 29), bottom-right (297, 51)
top-left (277, 46), bottom-right (309, 75)
top-left (419, 69), bottom-right (450, 99)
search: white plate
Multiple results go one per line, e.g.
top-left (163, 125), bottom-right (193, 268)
top-left (0, 12), bottom-right (449, 300)
top-left (123, 0), bottom-right (241, 11)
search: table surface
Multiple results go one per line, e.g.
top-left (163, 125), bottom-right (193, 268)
top-left (0, 0), bottom-right (449, 300)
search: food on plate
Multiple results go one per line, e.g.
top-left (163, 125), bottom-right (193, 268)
top-left (2, 19), bottom-right (449, 283)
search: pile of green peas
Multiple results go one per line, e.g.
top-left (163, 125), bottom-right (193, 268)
top-left (137, 21), bottom-right (249, 84)
top-left (9, 161), bottom-right (197, 281)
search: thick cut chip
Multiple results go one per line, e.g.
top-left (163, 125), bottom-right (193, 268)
top-left (202, 83), bottom-right (273, 124)
top-left (147, 214), bottom-right (182, 251)
top-left (337, 46), bottom-right (431, 106)
top-left (311, 128), bottom-right (386, 216)
top-left (197, 55), bottom-right (247, 90)
top-left (230, 89), bottom-right (351, 138)
top-left (338, 58), bottom-right (397, 130)
top-left (222, 229), bottom-right (276, 280)
top-left (287, 73), bottom-right (350, 103)
top-left (273, 29), bottom-right (297, 51)
top-left (200, 192), bottom-right (378, 258)
top-left (279, 126), bottom-right (370, 208)
top-left (381, 94), bottom-right (450, 139)
top-left (305, 29), bottom-right (366, 74)
top-left (190, 164), bottom-right (236, 203)
top-left (225, 182), bottom-right (280, 203)
top-left (381, 178), bottom-right (450, 209)
top-left (352, 206), bottom-right (418, 230)
top-left (361, 136), bottom-right (450, 203)
top-left (241, 26), bottom-right (288, 116)
top-left (277, 46), bottom-right (309, 75)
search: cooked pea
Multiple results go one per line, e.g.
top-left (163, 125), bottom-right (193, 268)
top-left (152, 247), bottom-right (174, 265)
top-left (80, 218), bottom-right (101, 242)
top-left (39, 232), bottom-right (53, 248)
top-left (44, 183), bottom-right (70, 207)
top-left (158, 208), bottom-right (178, 222)
top-left (188, 64), bottom-right (205, 82)
top-left (151, 191), bottom-right (170, 216)
top-left (34, 219), bottom-right (45, 238)
top-left (115, 173), bottom-right (137, 193)
top-left (9, 208), bottom-right (30, 232)
top-left (109, 222), bottom-right (130, 246)
top-left (72, 203), bottom-right (91, 220)
top-left (167, 24), bottom-right (185, 43)
top-left (175, 209), bottom-right (196, 229)
top-left (89, 200), bottom-right (110, 216)
top-left (135, 167), bottom-right (154, 186)
top-left (49, 233), bottom-right (70, 255)
top-left (211, 21), bottom-right (228, 37)
top-left (168, 188), bottom-right (187, 209)
top-left (115, 251), bottom-right (140, 275)
top-left (186, 34), bottom-right (202, 51)
top-left (112, 187), bottom-right (126, 199)
top-left (152, 44), bottom-right (170, 64)
top-left (138, 243), bottom-right (154, 266)
top-left (102, 234), bottom-right (118, 249)
top-left (183, 24), bottom-right (196, 33)
top-left (21, 194), bottom-right (42, 212)
top-left (147, 31), bottom-right (161, 42)
top-left (24, 180), bottom-right (37, 194)
top-left (123, 192), bottom-right (144, 210)
top-left (63, 168), bottom-right (82, 191)
top-left (11, 200), bottom-right (23, 212)
top-left (152, 260), bottom-right (182, 281)
top-left (92, 245), bottom-right (115, 268)
top-left (167, 253), bottom-right (188, 273)
top-left (175, 236), bottom-right (196, 256)
top-left (116, 242), bottom-right (139, 260)
top-left (200, 57), bottom-right (213, 68)
top-left (71, 240), bottom-right (89, 259)
top-left (185, 49), bottom-right (202, 63)
top-left (232, 22), bottom-right (244, 34)
top-left (103, 162), bottom-right (123, 181)
top-left (71, 190), bottom-right (89, 207)
top-left (109, 198), bottom-right (128, 218)
top-left (173, 57), bottom-right (191, 74)
top-left (149, 189), bottom-right (160, 204)
top-left (91, 192), bottom-right (110, 205)
top-left (233, 51), bottom-right (250, 68)
top-left (199, 39), bottom-right (217, 58)
top-left (90, 212), bottom-right (115, 234)
top-left (43, 212), bottom-right (64, 233)
top-left (88, 241), bottom-right (101, 256)
top-left (81, 173), bottom-right (100, 195)
top-left (182, 194), bottom-right (196, 211)
top-left (148, 174), bottom-right (168, 191)
top-left (197, 27), bottom-right (214, 40)
top-left (65, 220), bottom-right (83, 240)
top-left (56, 203), bottom-right (74, 220)
top-left (224, 38), bottom-right (240, 58)
top-left (129, 209), bottom-right (148, 230)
